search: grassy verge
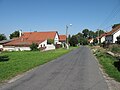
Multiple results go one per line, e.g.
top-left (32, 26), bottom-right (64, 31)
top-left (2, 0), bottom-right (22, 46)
top-left (111, 45), bottom-right (120, 53)
top-left (95, 50), bottom-right (120, 82)
top-left (0, 47), bottom-right (77, 83)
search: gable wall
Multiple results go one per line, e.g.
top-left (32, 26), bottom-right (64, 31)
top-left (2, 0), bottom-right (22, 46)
top-left (113, 29), bottom-right (120, 43)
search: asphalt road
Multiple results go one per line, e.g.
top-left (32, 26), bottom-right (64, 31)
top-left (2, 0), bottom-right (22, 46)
top-left (0, 46), bottom-right (108, 90)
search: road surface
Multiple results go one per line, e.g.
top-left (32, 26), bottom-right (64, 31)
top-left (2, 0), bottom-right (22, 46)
top-left (0, 46), bottom-right (108, 90)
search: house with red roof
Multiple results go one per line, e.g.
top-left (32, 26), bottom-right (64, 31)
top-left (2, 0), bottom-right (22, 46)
top-left (105, 25), bottom-right (120, 43)
top-left (3, 31), bottom-right (59, 51)
top-left (59, 35), bottom-right (67, 43)
top-left (59, 35), bottom-right (67, 48)
top-left (88, 38), bottom-right (94, 44)
top-left (99, 33), bottom-right (108, 43)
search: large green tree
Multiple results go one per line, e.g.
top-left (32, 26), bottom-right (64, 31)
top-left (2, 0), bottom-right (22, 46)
top-left (95, 30), bottom-right (105, 37)
top-left (89, 31), bottom-right (95, 39)
top-left (9, 31), bottom-right (20, 39)
top-left (68, 34), bottom-right (71, 43)
top-left (82, 29), bottom-right (89, 38)
top-left (75, 32), bottom-right (83, 43)
top-left (79, 37), bottom-right (88, 45)
top-left (0, 34), bottom-right (7, 41)
top-left (69, 35), bottom-right (78, 46)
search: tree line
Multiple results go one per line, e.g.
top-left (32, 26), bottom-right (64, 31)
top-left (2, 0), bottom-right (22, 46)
top-left (69, 29), bottom-right (105, 46)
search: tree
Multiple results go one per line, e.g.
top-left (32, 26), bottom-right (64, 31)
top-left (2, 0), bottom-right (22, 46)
top-left (69, 35), bottom-right (78, 46)
top-left (82, 29), bottom-right (89, 38)
top-left (79, 37), bottom-right (88, 45)
top-left (93, 38), bottom-right (98, 45)
top-left (95, 30), bottom-right (105, 38)
top-left (9, 31), bottom-right (20, 39)
top-left (68, 34), bottom-right (71, 43)
top-left (75, 32), bottom-right (83, 43)
top-left (47, 39), bottom-right (54, 44)
top-left (89, 31), bottom-right (95, 39)
top-left (30, 43), bottom-right (39, 51)
top-left (0, 34), bottom-right (7, 41)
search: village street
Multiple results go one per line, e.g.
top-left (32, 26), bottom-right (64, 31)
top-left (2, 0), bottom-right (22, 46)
top-left (0, 46), bottom-right (108, 90)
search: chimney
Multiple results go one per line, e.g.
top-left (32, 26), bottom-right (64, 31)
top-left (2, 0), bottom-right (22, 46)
top-left (19, 30), bottom-right (22, 37)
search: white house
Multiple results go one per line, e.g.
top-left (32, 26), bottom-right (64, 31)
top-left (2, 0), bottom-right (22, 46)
top-left (105, 25), bottom-right (120, 43)
top-left (99, 33), bottom-right (108, 43)
top-left (88, 38), bottom-right (94, 44)
top-left (3, 31), bottom-right (59, 51)
top-left (0, 39), bottom-right (15, 51)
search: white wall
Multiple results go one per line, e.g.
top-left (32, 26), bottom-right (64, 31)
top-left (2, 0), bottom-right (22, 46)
top-left (100, 36), bottom-right (105, 43)
top-left (54, 33), bottom-right (59, 44)
top-left (113, 29), bottom-right (120, 43)
top-left (38, 40), bottom-right (47, 48)
top-left (3, 46), bottom-right (31, 51)
top-left (17, 47), bottom-right (31, 51)
top-left (45, 44), bottom-right (55, 51)
top-left (90, 39), bottom-right (93, 43)
top-left (0, 45), bottom-right (3, 48)
top-left (3, 46), bottom-right (16, 51)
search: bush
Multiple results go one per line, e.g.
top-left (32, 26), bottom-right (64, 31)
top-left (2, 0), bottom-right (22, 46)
top-left (47, 39), bottom-right (54, 44)
top-left (111, 45), bottom-right (120, 53)
top-left (93, 38), bottom-right (98, 45)
top-left (30, 43), bottom-right (39, 51)
top-left (69, 35), bottom-right (78, 46)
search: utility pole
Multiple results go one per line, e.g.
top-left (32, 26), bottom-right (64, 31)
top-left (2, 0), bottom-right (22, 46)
top-left (66, 25), bottom-right (68, 45)
top-left (97, 29), bottom-right (99, 44)
top-left (66, 24), bottom-right (72, 49)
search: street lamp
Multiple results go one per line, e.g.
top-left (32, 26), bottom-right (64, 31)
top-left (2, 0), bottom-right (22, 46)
top-left (66, 24), bottom-right (72, 49)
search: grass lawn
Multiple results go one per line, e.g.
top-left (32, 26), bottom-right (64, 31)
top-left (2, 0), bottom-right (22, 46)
top-left (95, 50), bottom-right (120, 82)
top-left (0, 47), bottom-right (77, 83)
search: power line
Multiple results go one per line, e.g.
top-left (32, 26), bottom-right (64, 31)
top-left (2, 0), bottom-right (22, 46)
top-left (97, 2), bottom-right (120, 30)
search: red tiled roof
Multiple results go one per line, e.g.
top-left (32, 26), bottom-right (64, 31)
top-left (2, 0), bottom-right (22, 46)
top-left (4, 31), bottom-right (58, 46)
top-left (88, 38), bottom-right (93, 42)
top-left (59, 35), bottom-right (66, 41)
top-left (106, 25), bottom-right (120, 36)
top-left (99, 33), bottom-right (108, 38)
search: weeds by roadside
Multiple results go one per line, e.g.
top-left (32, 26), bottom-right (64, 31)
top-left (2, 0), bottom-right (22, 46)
top-left (93, 47), bottom-right (120, 82)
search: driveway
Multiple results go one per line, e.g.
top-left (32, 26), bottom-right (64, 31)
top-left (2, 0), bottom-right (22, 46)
top-left (0, 46), bottom-right (108, 90)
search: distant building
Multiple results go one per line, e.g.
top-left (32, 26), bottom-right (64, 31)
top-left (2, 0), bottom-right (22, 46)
top-left (59, 35), bottom-right (67, 43)
top-left (88, 38), bottom-right (94, 44)
top-left (59, 35), bottom-right (67, 48)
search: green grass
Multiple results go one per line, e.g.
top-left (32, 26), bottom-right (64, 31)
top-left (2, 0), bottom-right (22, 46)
top-left (0, 47), bottom-right (77, 83)
top-left (111, 45), bottom-right (120, 53)
top-left (95, 51), bottom-right (120, 82)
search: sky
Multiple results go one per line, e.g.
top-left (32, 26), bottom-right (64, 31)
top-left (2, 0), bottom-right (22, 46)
top-left (0, 0), bottom-right (120, 38)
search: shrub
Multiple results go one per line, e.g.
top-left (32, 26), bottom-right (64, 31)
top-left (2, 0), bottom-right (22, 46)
top-left (111, 45), bottom-right (120, 53)
top-left (69, 35), bottom-right (78, 46)
top-left (47, 39), bottom-right (54, 44)
top-left (30, 43), bottom-right (39, 51)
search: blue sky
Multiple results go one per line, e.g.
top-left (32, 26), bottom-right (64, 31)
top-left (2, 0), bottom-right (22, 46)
top-left (0, 0), bottom-right (120, 38)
